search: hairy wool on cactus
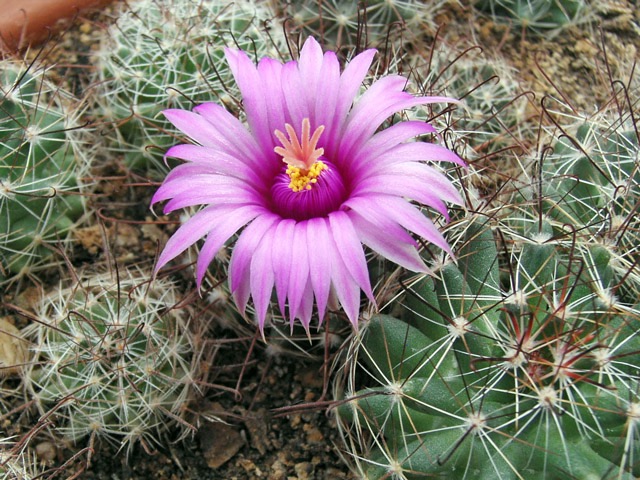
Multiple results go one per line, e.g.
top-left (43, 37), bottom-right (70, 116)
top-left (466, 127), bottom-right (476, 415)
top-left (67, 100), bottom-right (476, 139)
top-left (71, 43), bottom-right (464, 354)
top-left (22, 267), bottom-right (200, 455)
top-left (0, 59), bottom-right (93, 286)
top-left (335, 214), bottom-right (640, 479)
top-left (152, 36), bottom-right (465, 332)
top-left (91, 0), bottom-right (285, 173)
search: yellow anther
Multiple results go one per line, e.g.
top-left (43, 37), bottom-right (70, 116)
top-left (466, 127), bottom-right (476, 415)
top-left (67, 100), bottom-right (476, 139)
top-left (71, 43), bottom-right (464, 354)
top-left (286, 161), bottom-right (328, 192)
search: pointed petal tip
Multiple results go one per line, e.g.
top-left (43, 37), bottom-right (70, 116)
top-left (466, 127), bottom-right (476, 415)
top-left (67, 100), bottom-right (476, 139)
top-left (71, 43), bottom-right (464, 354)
top-left (150, 191), bottom-right (161, 207)
top-left (257, 320), bottom-right (267, 343)
top-left (301, 35), bottom-right (321, 51)
top-left (351, 46), bottom-right (377, 66)
top-left (348, 311), bottom-right (360, 330)
top-left (230, 288), bottom-right (248, 317)
top-left (195, 266), bottom-right (207, 290)
top-left (153, 251), bottom-right (170, 276)
top-left (223, 45), bottom-right (240, 61)
top-left (450, 151), bottom-right (468, 167)
top-left (162, 108), bottom-right (187, 121)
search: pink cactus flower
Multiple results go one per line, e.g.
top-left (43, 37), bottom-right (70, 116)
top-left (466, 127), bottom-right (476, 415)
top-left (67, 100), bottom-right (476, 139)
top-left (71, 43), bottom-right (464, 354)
top-left (152, 37), bottom-right (464, 331)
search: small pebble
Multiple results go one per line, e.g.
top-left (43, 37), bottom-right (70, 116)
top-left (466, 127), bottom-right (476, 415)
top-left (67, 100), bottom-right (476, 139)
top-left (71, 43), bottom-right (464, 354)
top-left (0, 317), bottom-right (28, 377)
top-left (35, 441), bottom-right (57, 463)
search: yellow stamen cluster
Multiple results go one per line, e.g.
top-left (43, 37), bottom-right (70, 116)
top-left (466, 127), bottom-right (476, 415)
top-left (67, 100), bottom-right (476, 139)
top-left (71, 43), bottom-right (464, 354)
top-left (274, 118), bottom-right (327, 192)
top-left (286, 161), bottom-right (328, 192)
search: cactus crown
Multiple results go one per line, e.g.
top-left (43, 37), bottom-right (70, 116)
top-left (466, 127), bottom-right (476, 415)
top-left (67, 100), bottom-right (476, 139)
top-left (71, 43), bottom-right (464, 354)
top-left (92, 0), bottom-right (285, 173)
top-left (337, 210), bottom-right (639, 478)
top-left (1, 59), bottom-right (91, 285)
top-left (23, 268), bottom-right (199, 455)
top-left (474, 0), bottom-right (592, 35)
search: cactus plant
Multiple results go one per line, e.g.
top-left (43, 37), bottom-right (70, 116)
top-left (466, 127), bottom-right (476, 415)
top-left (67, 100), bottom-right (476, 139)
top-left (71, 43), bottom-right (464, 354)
top-left (91, 0), bottom-right (285, 174)
top-left (278, 0), bottom-right (450, 50)
top-left (335, 213), bottom-right (640, 479)
top-left (407, 40), bottom-right (533, 164)
top-left (22, 267), bottom-right (200, 455)
top-left (474, 0), bottom-right (592, 35)
top-left (0, 59), bottom-right (92, 285)
top-left (535, 115), bottom-right (640, 302)
top-left (327, 59), bottom-right (640, 479)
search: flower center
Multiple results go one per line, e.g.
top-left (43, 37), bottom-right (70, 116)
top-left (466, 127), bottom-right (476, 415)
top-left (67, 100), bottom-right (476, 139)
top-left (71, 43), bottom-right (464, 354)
top-left (271, 118), bottom-right (347, 220)
top-left (270, 160), bottom-right (346, 221)
top-left (274, 118), bottom-right (327, 192)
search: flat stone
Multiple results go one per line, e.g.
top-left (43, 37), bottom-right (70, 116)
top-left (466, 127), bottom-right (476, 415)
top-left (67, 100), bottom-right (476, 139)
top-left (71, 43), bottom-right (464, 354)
top-left (198, 420), bottom-right (245, 469)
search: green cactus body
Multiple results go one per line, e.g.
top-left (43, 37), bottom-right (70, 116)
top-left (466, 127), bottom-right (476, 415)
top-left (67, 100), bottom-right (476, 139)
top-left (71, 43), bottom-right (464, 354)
top-left (408, 43), bottom-right (529, 165)
top-left (474, 0), bottom-right (589, 34)
top-left (279, 0), bottom-right (449, 49)
top-left (23, 269), bottom-right (198, 453)
top-left (92, 0), bottom-right (285, 173)
top-left (1, 61), bottom-right (91, 284)
top-left (337, 217), bottom-right (639, 479)
top-left (537, 118), bottom-right (639, 301)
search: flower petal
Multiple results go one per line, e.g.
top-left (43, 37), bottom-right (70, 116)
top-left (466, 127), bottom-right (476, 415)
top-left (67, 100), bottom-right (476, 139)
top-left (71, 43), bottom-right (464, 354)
top-left (339, 76), bottom-right (423, 157)
top-left (192, 103), bottom-right (263, 161)
top-left (328, 210), bottom-right (374, 304)
top-left (357, 141), bottom-right (466, 169)
top-left (306, 217), bottom-right (332, 322)
top-left (340, 73), bottom-right (460, 161)
top-left (297, 37), bottom-right (324, 117)
top-left (282, 60), bottom-right (308, 127)
top-left (229, 213), bottom-right (279, 315)
top-left (297, 278), bottom-right (315, 331)
top-left (326, 229), bottom-right (361, 327)
top-left (163, 109), bottom-right (220, 147)
top-left (359, 121), bottom-right (438, 156)
top-left (287, 221), bottom-right (310, 323)
top-left (313, 51), bottom-right (341, 153)
top-left (250, 226), bottom-right (276, 329)
top-left (257, 57), bottom-right (287, 145)
top-left (195, 204), bottom-right (264, 287)
top-left (154, 206), bottom-right (221, 272)
top-left (344, 194), bottom-right (451, 254)
top-left (364, 162), bottom-right (463, 206)
top-left (152, 171), bottom-right (259, 213)
top-left (348, 210), bottom-right (428, 272)
top-left (350, 175), bottom-right (450, 218)
top-left (271, 219), bottom-right (295, 315)
top-left (162, 189), bottom-right (256, 213)
top-left (224, 47), bottom-right (273, 154)
top-left (334, 47), bottom-right (377, 129)
top-left (163, 144), bottom-right (257, 181)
